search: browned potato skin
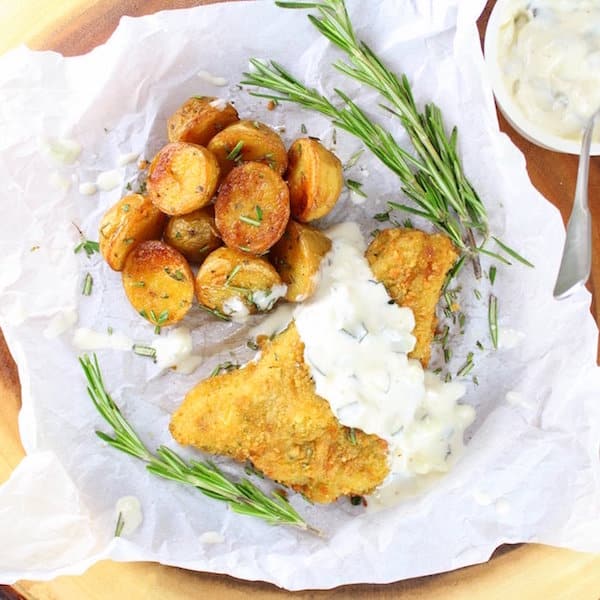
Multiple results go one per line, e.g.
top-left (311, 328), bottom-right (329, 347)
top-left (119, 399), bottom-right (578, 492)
top-left (122, 240), bottom-right (195, 327)
top-left (195, 246), bottom-right (283, 315)
top-left (287, 137), bottom-right (344, 222)
top-left (214, 162), bottom-right (290, 255)
top-left (167, 96), bottom-right (239, 146)
top-left (99, 193), bottom-right (166, 272)
top-left (207, 119), bottom-right (288, 179)
top-left (147, 142), bottom-right (220, 215)
top-left (269, 220), bottom-right (332, 302)
top-left (163, 206), bottom-right (222, 264)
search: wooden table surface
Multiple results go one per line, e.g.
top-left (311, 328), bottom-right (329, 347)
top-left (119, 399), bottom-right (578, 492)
top-left (0, 1), bottom-right (599, 599)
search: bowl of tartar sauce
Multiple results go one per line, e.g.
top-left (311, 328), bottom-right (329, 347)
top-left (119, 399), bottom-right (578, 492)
top-left (484, 0), bottom-right (600, 155)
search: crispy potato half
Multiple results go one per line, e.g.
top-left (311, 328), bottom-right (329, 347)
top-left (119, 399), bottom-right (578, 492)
top-left (195, 246), bottom-right (284, 319)
top-left (122, 240), bottom-right (195, 327)
top-left (167, 96), bottom-right (239, 146)
top-left (207, 119), bottom-right (288, 179)
top-left (147, 142), bottom-right (220, 215)
top-left (270, 220), bottom-right (331, 302)
top-left (98, 193), bottom-right (166, 272)
top-left (287, 137), bottom-right (344, 222)
top-left (214, 162), bottom-right (290, 255)
top-left (163, 206), bottom-right (222, 264)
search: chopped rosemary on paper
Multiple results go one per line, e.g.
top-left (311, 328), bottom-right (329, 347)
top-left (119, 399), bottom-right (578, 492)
top-left (74, 239), bottom-right (100, 257)
top-left (80, 354), bottom-right (317, 533)
top-left (132, 344), bottom-right (157, 360)
top-left (114, 511), bottom-right (125, 537)
top-left (73, 222), bottom-right (100, 258)
top-left (82, 272), bottom-right (93, 296)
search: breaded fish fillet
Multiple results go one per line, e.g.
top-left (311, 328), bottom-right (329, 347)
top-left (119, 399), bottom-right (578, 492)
top-left (366, 228), bottom-right (458, 366)
top-left (170, 323), bottom-right (390, 503)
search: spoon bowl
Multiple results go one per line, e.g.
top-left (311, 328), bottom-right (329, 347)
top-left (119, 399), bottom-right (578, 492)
top-left (553, 107), bottom-right (600, 299)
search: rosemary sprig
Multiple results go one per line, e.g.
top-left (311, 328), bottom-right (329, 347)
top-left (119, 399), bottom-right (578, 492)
top-left (246, 0), bottom-right (533, 274)
top-left (80, 354), bottom-right (316, 532)
top-left (243, 59), bottom-right (471, 255)
top-left (277, 1), bottom-right (487, 227)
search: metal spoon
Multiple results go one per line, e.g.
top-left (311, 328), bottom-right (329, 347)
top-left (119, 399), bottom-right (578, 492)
top-left (553, 107), bottom-right (600, 299)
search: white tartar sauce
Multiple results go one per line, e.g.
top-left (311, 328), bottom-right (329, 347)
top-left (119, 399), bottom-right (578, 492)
top-left (294, 222), bottom-right (475, 483)
top-left (199, 531), bottom-right (225, 544)
top-left (49, 171), bottom-right (71, 192)
top-left (249, 302), bottom-right (295, 340)
top-left (96, 169), bottom-right (121, 191)
top-left (43, 309), bottom-right (78, 339)
top-left (498, 0), bottom-right (600, 142)
top-left (151, 327), bottom-right (202, 374)
top-left (78, 181), bottom-right (98, 196)
top-left (197, 70), bottom-right (228, 87)
top-left (223, 285), bottom-right (288, 323)
top-left (114, 495), bottom-right (143, 537)
top-left (40, 137), bottom-right (81, 164)
top-left (208, 98), bottom-right (229, 111)
top-left (117, 152), bottom-right (139, 167)
top-left (222, 296), bottom-right (250, 323)
top-left (72, 327), bottom-right (133, 351)
top-left (251, 284), bottom-right (287, 312)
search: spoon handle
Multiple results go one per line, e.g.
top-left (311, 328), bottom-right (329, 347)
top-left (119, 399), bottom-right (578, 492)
top-left (553, 109), bottom-right (599, 299)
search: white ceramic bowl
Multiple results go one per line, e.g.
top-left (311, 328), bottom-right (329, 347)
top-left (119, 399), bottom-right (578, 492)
top-left (484, 0), bottom-right (600, 156)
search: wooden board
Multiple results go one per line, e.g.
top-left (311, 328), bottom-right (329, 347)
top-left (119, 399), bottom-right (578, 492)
top-left (0, 1), bottom-right (599, 599)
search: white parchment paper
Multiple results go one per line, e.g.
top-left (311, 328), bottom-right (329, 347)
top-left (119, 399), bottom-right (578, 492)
top-left (0, 0), bottom-right (599, 590)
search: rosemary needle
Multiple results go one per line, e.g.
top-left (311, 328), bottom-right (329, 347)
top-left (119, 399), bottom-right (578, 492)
top-left (74, 239), bottom-right (100, 258)
top-left (79, 354), bottom-right (316, 533)
top-left (488, 294), bottom-right (499, 349)
top-left (82, 273), bottom-right (93, 296)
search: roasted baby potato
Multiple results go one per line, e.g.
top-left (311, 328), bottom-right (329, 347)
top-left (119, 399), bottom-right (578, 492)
top-left (163, 206), bottom-right (221, 264)
top-left (286, 137), bottom-right (344, 222)
top-left (214, 162), bottom-right (290, 255)
top-left (98, 193), bottom-right (166, 271)
top-left (147, 142), bottom-right (220, 215)
top-left (167, 96), bottom-right (239, 146)
top-left (207, 119), bottom-right (288, 179)
top-left (195, 246), bottom-right (285, 319)
top-left (122, 240), bottom-right (195, 327)
top-left (270, 220), bottom-right (331, 302)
